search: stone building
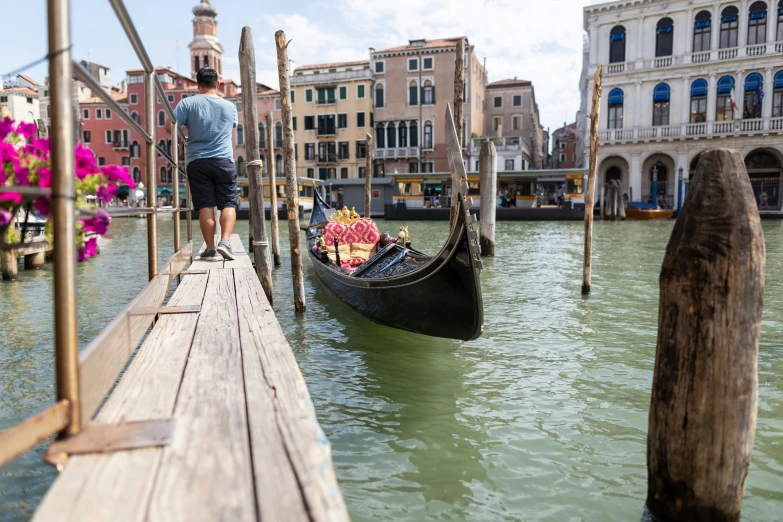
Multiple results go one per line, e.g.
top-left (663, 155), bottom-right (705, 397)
top-left (0, 75), bottom-right (41, 126)
top-left (552, 121), bottom-right (579, 169)
top-left (581, 0), bottom-right (783, 212)
top-left (189, 0), bottom-right (224, 79)
top-left (230, 83), bottom-right (283, 179)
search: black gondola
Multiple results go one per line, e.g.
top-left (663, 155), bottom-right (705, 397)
top-left (306, 187), bottom-right (484, 341)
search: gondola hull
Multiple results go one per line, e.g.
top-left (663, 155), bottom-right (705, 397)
top-left (307, 194), bottom-right (483, 341)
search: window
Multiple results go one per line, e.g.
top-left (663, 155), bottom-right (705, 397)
top-left (83, 130), bottom-right (91, 143)
top-left (423, 57), bottom-right (433, 70)
top-left (339, 86), bottom-right (347, 100)
top-left (505, 159), bottom-right (514, 170)
top-left (559, 142), bottom-right (566, 149)
top-left (275, 122), bottom-right (283, 147)
top-left (716, 76), bottom-right (736, 121)
top-left (305, 143), bottom-right (315, 161)
top-left (160, 166), bottom-right (167, 184)
top-left (204, 56), bottom-right (209, 68)
top-left (132, 167), bottom-right (141, 183)
top-left (493, 116), bottom-right (502, 131)
top-left (386, 125), bottom-right (396, 148)
top-left (778, 0), bottom-right (783, 41)
top-left (494, 96), bottom-right (502, 108)
top-left (82, 108), bottom-right (89, 119)
top-left (608, 88), bottom-right (624, 129)
top-left (409, 80), bottom-right (418, 105)
top-left (194, 56), bottom-right (199, 71)
top-left (258, 123), bottom-right (266, 148)
top-left (157, 110), bottom-right (165, 127)
top-left (237, 124), bottom-right (244, 146)
top-left (609, 25), bottom-right (626, 63)
top-left (423, 80), bottom-right (434, 105)
top-left (690, 79), bottom-right (708, 123)
top-left (305, 89), bottom-right (313, 103)
top-left (408, 58), bottom-right (418, 71)
top-left (375, 84), bottom-right (385, 108)
top-left (131, 111), bottom-right (138, 123)
top-left (307, 168), bottom-right (314, 178)
top-left (375, 124), bottom-right (385, 148)
top-left (358, 167), bottom-right (366, 178)
top-left (275, 99), bottom-right (281, 110)
top-left (652, 83), bottom-right (670, 126)
top-left (130, 93), bottom-right (138, 104)
top-left (356, 140), bottom-right (367, 159)
top-left (303, 115), bottom-right (316, 131)
top-left (421, 162), bottom-right (433, 173)
top-left (408, 163), bottom-right (419, 173)
top-left (338, 142), bottom-right (349, 160)
top-left (513, 95), bottom-right (521, 106)
top-left (693, 11), bottom-right (712, 52)
top-left (0, 95), bottom-right (6, 103)
top-left (131, 140), bottom-right (140, 158)
top-left (512, 116), bottom-right (521, 130)
top-left (744, 72), bottom-right (764, 119)
top-left (357, 84), bottom-right (366, 99)
top-left (236, 101), bottom-right (243, 112)
top-left (167, 94), bottom-right (174, 103)
top-left (720, 6), bottom-right (739, 48)
top-left (656, 18), bottom-right (674, 57)
top-left (96, 108), bottom-right (102, 119)
top-left (103, 130), bottom-right (111, 144)
top-left (559, 153), bottom-right (566, 163)
top-left (374, 61), bottom-right (385, 74)
top-left (423, 121), bottom-right (433, 149)
top-left (317, 88), bottom-right (336, 105)
top-left (105, 109), bottom-right (112, 120)
top-left (317, 115), bottom-right (335, 135)
top-left (338, 113), bottom-right (348, 129)
top-left (292, 116), bottom-right (297, 131)
top-left (773, 70), bottom-right (783, 117)
top-left (96, 157), bottom-right (104, 167)
top-left (357, 112), bottom-right (366, 127)
top-left (398, 124), bottom-right (407, 147)
top-left (276, 155), bottom-right (283, 174)
top-left (290, 90), bottom-right (295, 103)
top-left (409, 122), bottom-right (418, 147)
top-left (340, 167), bottom-right (349, 179)
top-left (748, 1), bottom-right (768, 45)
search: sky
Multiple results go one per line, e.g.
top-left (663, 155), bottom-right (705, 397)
top-left (2, 0), bottom-right (602, 137)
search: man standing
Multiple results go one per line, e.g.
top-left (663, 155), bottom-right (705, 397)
top-left (166, 67), bottom-right (237, 260)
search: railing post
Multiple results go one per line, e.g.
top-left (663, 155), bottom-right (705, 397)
top-left (48, 0), bottom-right (81, 436)
top-left (184, 144), bottom-right (192, 243)
top-left (172, 122), bottom-right (180, 253)
top-left (144, 71), bottom-right (158, 279)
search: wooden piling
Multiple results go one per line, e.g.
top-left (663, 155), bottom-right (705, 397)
top-left (478, 140), bottom-right (497, 256)
top-left (581, 66), bottom-right (603, 295)
top-left (240, 26), bottom-right (273, 304)
top-left (616, 180), bottom-right (626, 220)
top-left (645, 149), bottom-right (765, 522)
top-left (1, 249), bottom-right (18, 280)
top-left (24, 252), bottom-right (45, 269)
top-left (600, 183), bottom-right (606, 219)
top-left (609, 181), bottom-right (617, 220)
top-left (364, 133), bottom-right (373, 218)
top-left (266, 112), bottom-right (281, 266)
top-left (275, 30), bottom-right (306, 311)
top-left (450, 37), bottom-right (466, 232)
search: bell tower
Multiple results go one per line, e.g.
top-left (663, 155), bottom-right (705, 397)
top-left (188, 0), bottom-right (224, 79)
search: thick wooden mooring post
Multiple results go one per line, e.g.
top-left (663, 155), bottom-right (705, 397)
top-left (364, 133), bottom-right (373, 217)
top-left (240, 26), bottom-right (273, 304)
top-left (450, 37), bottom-right (466, 231)
top-left (478, 140), bottom-right (497, 256)
top-left (644, 149), bottom-right (765, 522)
top-left (266, 112), bottom-right (281, 266)
top-left (1, 249), bottom-right (18, 280)
top-left (581, 65), bottom-right (602, 295)
top-left (275, 30), bottom-right (306, 311)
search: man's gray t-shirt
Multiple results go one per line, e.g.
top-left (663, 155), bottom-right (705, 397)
top-left (173, 94), bottom-right (237, 165)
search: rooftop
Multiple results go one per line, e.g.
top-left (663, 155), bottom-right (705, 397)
top-left (374, 37), bottom-right (466, 53)
top-left (295, 60), bottom-right (369, 72)
top-left (193, 0), bottom-right (218, 17)
top-left (0, 87), bottom-right (39, 96)
top-left (18, 74), bottom-right (41, 87)
top-left (487, 78), bottom-right (532, 89)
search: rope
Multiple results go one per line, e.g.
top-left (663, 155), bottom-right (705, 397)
top-left (252, 241), bottom-right (268, 246)
top-left (2, 46), bottom-right (73, 79)
top-left (247, 160), bottom-right (264, 167)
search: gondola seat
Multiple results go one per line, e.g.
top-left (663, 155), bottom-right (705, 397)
top-left (322, 217), bottom-right (381, 269)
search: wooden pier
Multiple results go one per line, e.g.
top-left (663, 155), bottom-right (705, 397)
top-left (31, 235), bottom-right (348, 522)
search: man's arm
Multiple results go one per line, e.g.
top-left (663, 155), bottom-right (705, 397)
top-left (164, 119), bottom-right (173, 135)
top-left (167, 99), bottom-right (188, 135)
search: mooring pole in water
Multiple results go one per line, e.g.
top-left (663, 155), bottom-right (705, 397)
top-left (644, 149), bottom-right (765, 522)
top-left (616, 180), bottom-right (626, 220)
top-left (581, 65), bottom-right (602, 295)
top-left (478, 140), bottom-right (497, 256)
top-left (240, 26), bottom-right (273, 305)
top-left (364, 133), bottom-right (373, 218)
top-left (600, 182), bottom-right (606, 219)
top-left (266, 112), bottom-right (281, 267)
top-left (275, 30), bottom-right (306, 311)
top-left (449, 37), bottom-right (466, 232)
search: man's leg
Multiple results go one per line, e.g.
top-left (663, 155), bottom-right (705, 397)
top-left (219, 207), bottom-right (236, 240)
top-left (199, 207), bottom-right (217, 248)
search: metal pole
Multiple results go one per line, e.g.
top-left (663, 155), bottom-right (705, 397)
top-left (144, 71), bottom-right (158, 279)
top-left (49, 0), bottom-right (80, 436)
top-left (172, 123), bottom-right (180, 252)
top-left (677, 167), bottom-right (684, 213)
top-left (186, 144), bottom-right (193, 243)
top-left (651, 165), bottom-right (659, 209)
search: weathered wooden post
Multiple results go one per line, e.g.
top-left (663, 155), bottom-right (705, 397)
top-left (478, 140), bottom-right (497, 256)
top-left (240, 26), bottom-right (273, 304)
top-left (616, 180), bottom-right (626, 220)
top-left (581, 66), bottom-right (602, 295)
top-left (450, 37), bottom-right (466, 231)
top-left (24, 252), bottom-right (45, 269)
top-left (609, 180), bottom-right (617, 220)
top-left (644, 149), bottom-right (765, 522)
top-left (266, 112), bottom-right (281, 266)
top-left (364, 133), bottom-right (373, 217)
top-left (1, 249), bottom-right (18, 280)
top-left (275, 30), bottom-right (306, 311)
top-left (600, 182), bottom-right (606, 219)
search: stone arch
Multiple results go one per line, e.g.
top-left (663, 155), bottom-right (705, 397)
top-left (745, 147), bottom-right (782, 209)
top-left (641, 152), bottom-right (677, 208)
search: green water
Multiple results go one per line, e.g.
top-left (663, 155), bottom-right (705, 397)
top-left (1, 217), bottom-right (782, 521)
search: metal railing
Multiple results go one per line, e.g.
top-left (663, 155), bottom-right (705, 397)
top-left (0, 0), bottom-right (194, 469)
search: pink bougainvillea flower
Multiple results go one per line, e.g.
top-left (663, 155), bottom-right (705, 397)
top-left (78, 236), bottom-right (99, 262)
top-left (0, 117), bottom-right (14, 141)
top-left (37, 167), bottom-right (52, 188)
top-left (0, 209), bottom-right (12, 228)
top-left (100, 164), bottom-right (134, 188)
top-left (82, 209), bottom-right (111, 235)
top-left (33, 196), bottom-right (50, 216)
top-left (96, 184), bottom-right (119, 203)
top-left (15, 121), bottom-right (38, 139)
top-left (25, 138), bottom-right (50, 160)
top-left (74, 143), bottom-right (98, 180)
top-left (0, 142), bottom-right (18, 168)
top-left (13, 163), bottom-right (30, 185)
top-left (0, 192), bottom-right (23, 205)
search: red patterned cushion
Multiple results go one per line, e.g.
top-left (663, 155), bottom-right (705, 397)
top-left (323, 218), bottom-right (380, 248)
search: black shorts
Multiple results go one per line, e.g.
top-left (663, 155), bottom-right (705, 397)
top-left (187, 158), bottom-right (238, 211)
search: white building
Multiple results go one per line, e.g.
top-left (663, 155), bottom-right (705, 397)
top-left (1, 75), bottom-right (41, 126)
top-left (468, 136), bottom-right (531, 175)
top-left (581, 0), bottom-right (783, 212)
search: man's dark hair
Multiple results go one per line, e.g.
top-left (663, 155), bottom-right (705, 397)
top-left (196, 67), bottom-right (219, 88)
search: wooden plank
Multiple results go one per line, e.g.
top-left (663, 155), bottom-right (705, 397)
top-left (190, 238), bottom-right (223, 270)
top-left (224, 233), bottom-right (253, 269)
top-left (147, 269), bottom-right (257, 522)
top-left (32, 274), bottom-right (209, 522)
top-left (234, 268), bottom-right (348, 522)
top-left (0, 400), bottom-right (69, 468)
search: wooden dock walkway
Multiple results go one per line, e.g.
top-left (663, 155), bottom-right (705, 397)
top-left (32, 234), bottom-right (348, 522)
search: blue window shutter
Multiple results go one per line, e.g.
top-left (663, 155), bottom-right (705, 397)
top-left (610, 33), bottom-right (625, 41)
top-left (717, 76), bottom-right (733, 94)
top-left (690, 79), bottom-right (708, 97)
top-left (749, 12), bottom-right (766, 20)
top-left (722, 15), bottom-right (738, 22)
top-left (744, 73), bottom-right (763, 92)
top-left (608, 88), bottom-right (624, 105)
top-left (774, 71), bottom-right (783, 89)
top-left (653, 83), bottom-right (671, 102)
top-left (695, 20), bottom-right (711, 28)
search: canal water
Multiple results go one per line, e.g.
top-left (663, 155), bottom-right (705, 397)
top-left (1, 217), bottom-right (781, 521)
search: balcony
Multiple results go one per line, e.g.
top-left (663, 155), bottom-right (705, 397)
top-left (316, 98), bottom-right (336, 106)
top-left (598, 117), bottom-right (783, 144)
top-left (652, 56), bottom-right (672, 68)
top-left (290, 68), bottom-right (373, 86)
top-left (316, 154), bottom-right (337, 165)
top-left (316, 126), bottom-right (336, 137)
top-left (372, 148), bottom-right (419, 159)
top-left (605, 62), bottom-right (633, 75)
top-left (113, 140), bottom-right (129, 149)
top-left (470, 136), bottom-right (526, 152)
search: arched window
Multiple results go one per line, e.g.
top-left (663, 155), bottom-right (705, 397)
top-left (236, 124), bottom-right (244, 146)
top-left (720, 6), bottom-right (739, 48)
top-left (409, 80), bottom-right (418, 106)
top-left (606, 166), bottom-right (622, 183)
top-left (398, 124), bottom-right (408, 148)
top-left (159, 166), bottom-right (167, 185)
top-left (375, 123), bottom-right (385, 148)
top-left (744, 72), bottom-right (764, 119)
top-left (777, 0), bottom-right (783, 41)
top-left (773, 70), bottom-right (783, 117)
top-left (423, 80), bottom-right (434, 105)
top-left (274, 122), bottom-right (283, 148)
top-left (607, 88), bottom-right (624, 129)
top-left (275, 155), bottom-right (283, 175)
top-left (258, 123), bottom-right (266, 148)
top-left (132, 167), bottom-right (141, 184)
top-left (690, 79), bottom-right (708, 122)
top-left (385, 123), bottom-right (395, 148)
top-left (194, 56), bottom-right (199, 71)
top-left (158, 139), bottom-right (166, 155)
top-left (236, 156), bottom-right (245, 177)
top-left (609, 25), bottom-right (626, 63)
top-left (375, 84), bottom-right (384, 108)
top-left (204, 55), bottom-right (209, 68)
top-left (423, 121), bottom-right (433, 149)
top-left (167, 139), bottom-right (171, 154)
top-left (131, 140), bottom-right (139, 158)
top-left (652, 83), bottom-right (670, 126)
top-left (748, 1), bottom-right (768, 45)
top-left (693, 11), bottom-right (712, 52)
top-left (131, 112), bottom-right (138, 123)
top-left (409, 122), bottom-right (418, 147)
top-left (656, 18), bottom-right (674, 57)
top-left (716, 75), bottom-right (736, 121)
top-left (157, 110), bottom-right (165, 127)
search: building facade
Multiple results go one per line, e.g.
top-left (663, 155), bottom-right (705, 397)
top-left (231, 84), bottom-right (283, 179)
top-left (552, 121), bottom-right (579, 169)
top-left (80, 93), bottom-right (131, 172)
top-left (370, 37), bottom-right (487, 175)
top-left (582, 0), bottom-right (783, 211)
top-left (1, 75), bottom-right (41, 126)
